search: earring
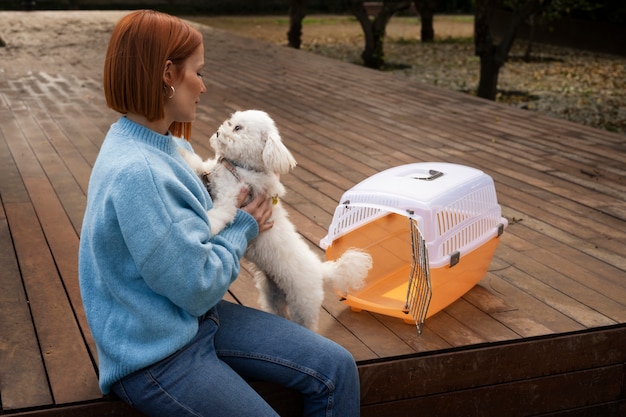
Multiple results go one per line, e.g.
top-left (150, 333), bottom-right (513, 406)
top-left (163, 84), bottom-right (175, 99)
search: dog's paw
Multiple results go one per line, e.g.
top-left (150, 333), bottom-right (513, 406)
top-left (201, 158), bottom-right (218, 173)
top-left (179, 149), bottom-right (204, 174)
top-left (179, 149), bottom-right (217, 177)
top-left (207, 205), bottom-right (239, 235)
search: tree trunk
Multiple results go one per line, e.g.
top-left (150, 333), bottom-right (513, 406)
top-left (474, 0), bottom-right (541, 100)
top-left (477, 51), bottom-right (500, 100)
top-left (348, 0), bottom-right (411, 69)
top-left (413, 0), bottom-right (436, 42)
top-left (348, 0), bottom-right (380, 68)
top-left (474, 0), bottom-right (499, 100)
top-left (288, 0), bottom-right (308, 49)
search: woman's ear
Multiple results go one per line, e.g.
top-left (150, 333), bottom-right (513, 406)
top-left (163, 59), bottom-right (174, 85)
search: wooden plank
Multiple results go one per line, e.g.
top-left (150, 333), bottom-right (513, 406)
top-left (441, 296), bottom-right (520, 342)
top-left (2, 113), bottom-right (101, 404)
top-left (504, 218), bottom-right (626, 297)
top-left (321, 285), bottom-right (418, 359)
top-left (5, 384), bottom-right (299, 417)
top-left (358, 324), bottom-right (626, 405)
top-left (0, 203), bottom-right (53, 410)
top-left (12, 104), bottom-right (98, 359)
top-left (0, 112), bottom-right (54, 410)
top-left (539, 403), bottom-right (625, 417)
top-left (497, 241), bottom-right (624, 325)
top-left (7, 400), bottom-right (146, 417)
top-left (480, 271), bottom-right (585, 336)
top-left (5, 201), bottom-right (101, 405)
top-left (24, 97), bottom-right (93, 230)
top-left (0, 112), bottom-right (31, 205)
top-left (360, 365), bottom-right (624, 417)
top-left (370, 315), bottom-right (454, 353)
top-left (494, 176), bottom-right (626, 256)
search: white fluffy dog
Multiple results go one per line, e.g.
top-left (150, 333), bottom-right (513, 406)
top-left (181, 110), bottom-right (372, 330)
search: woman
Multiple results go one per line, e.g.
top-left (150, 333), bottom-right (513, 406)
top-left (79, 10), bottom-right (360, 417)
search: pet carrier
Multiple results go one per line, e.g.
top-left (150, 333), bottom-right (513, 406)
top-left (320, 162), bottom-right (507, 333)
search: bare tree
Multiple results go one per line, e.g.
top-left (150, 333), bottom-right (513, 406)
top-left (348, 0), bottom-right (412, 69)
top-left (288, 0), bottom-right (308, 49)
top-left (475, 0), bottom-right (598, 100)
top-left (474, 0), bottom-right (542, 100)
top-left (413, 0), bottom-right (437, 42)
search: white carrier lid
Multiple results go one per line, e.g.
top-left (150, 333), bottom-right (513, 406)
top-left (348, 162), bottom-right (487, 205)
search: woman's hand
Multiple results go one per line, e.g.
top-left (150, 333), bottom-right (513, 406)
top-left (238, 187), bottom-right (274, 232)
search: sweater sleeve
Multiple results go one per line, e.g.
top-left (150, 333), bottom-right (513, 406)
top-left (111, 156), bottom-right (258, 317)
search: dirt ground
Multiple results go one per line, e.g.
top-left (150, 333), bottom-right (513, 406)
top-left (0, 11), bottom-right (128, 78)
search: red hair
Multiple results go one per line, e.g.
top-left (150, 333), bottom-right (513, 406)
top-left (103, 10), bottom-right (202, 139)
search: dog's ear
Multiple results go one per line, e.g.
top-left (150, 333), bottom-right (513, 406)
top-left (262, 130), bottom-right (297, 174)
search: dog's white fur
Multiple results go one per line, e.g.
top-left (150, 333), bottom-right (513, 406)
top-left (181, 110), bottom-right (372, 330)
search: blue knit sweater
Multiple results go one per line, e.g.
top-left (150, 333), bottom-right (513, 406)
top-left (79, 117), bottom-right (259, 394)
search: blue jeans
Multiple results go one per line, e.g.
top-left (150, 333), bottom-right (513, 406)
top-left (111, 301), bottom-right (360, 416)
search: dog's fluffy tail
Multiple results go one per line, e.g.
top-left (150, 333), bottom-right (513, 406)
top-left (322, 248), bottom-right (372, 293)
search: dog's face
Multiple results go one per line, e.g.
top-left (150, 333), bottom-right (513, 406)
top-left (209, 110), bottom-right (297, 174)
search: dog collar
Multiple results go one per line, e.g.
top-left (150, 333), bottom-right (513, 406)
top-left (218, 157), bottom-right (242, 182)
top-left (218, 157), bottom-right (279, 205)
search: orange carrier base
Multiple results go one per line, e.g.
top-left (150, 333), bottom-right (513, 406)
top-left (326, 213), bottom-right (501, 323)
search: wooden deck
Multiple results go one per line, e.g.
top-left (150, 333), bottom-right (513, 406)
top-left (1, 11), bottom-right (625, 417)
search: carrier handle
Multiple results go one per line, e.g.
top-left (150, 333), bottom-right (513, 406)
top-left (411, 169), bottom-right (443, 181)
